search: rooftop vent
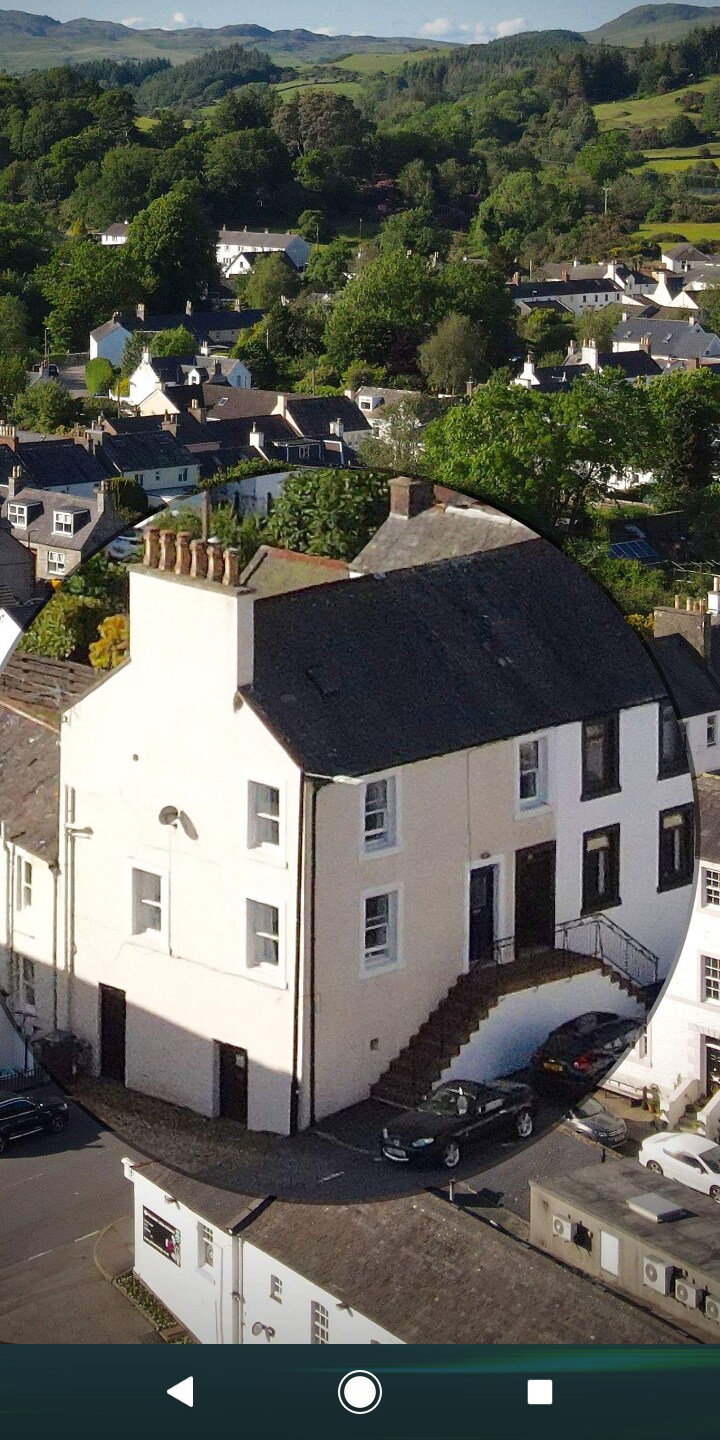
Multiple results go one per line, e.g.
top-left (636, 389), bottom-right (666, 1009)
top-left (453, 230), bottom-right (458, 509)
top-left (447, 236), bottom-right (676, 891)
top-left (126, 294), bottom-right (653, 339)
top-left (626, 1192), bottom-right (691, 1224)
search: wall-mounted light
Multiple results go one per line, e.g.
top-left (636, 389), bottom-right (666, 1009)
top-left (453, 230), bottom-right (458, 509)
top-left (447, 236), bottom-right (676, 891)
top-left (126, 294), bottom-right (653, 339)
top-left (251, 1321), bottom-right (276, 1341)
top-left (159, 806), bottom-right (179, 826)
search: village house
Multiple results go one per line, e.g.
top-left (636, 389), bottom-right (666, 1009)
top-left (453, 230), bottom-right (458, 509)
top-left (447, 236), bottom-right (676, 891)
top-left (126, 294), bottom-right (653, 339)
top-left (216, 229), bottom-right (310, 279)
top-left (90, 305), bottom-right (263, 368)
top-left (0, 481), bottom-right (694, 1136)
top-left (514, 344), bottom-right (662, 393)
top-left (612, 315), bottom-right (720, 367)
top-left (0, 473), bottom-right (122, 580)
top-left (99, 221), bottom-right (129, 247)
top-left (509, 275), bottom-right (626, 318)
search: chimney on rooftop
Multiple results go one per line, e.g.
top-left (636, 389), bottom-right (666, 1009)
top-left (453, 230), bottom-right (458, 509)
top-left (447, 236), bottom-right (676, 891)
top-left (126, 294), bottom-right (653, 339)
top-left (0, 423), bottom-right (18, 453)
top-left (639, 334), bottom-right (652, 354)
top-left (185, 300), bottom-right (193, 317)
top-left (389, 476), bottom-right (436, 521)
top-left (136, 302), bottom-right (146, 322)
top-left (654, 598), bottom-right (713, 664)
top-left (7, 464), bottom-right (22, 499)
top-left (96, 479), bottom-right (113, 515)
top-left (190, 397), bottom-right (206, 423)
top-left (250, 425), bottom-right (265, 451)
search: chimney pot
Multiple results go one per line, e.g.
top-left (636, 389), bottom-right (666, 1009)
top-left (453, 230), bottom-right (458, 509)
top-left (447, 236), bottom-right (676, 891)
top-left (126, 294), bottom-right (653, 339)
top-left (686, 597), bottom-right (693, 612)
top-left (190, 538), bottom-right (208, 579)
top-left (389, 476), bottom-right (436, 520)
top-left (144, 529), bottom-right (160, 569)
top-left (206, 542), bottom-right (224, 583)
top-left (675, 594), bottom-right (681, 608)
top-left (222, 547), bottom-right (240, 587)
top-left (175, 530), bottom-right (192, 577)
top-left (159, 529), bottom-right (177, 572)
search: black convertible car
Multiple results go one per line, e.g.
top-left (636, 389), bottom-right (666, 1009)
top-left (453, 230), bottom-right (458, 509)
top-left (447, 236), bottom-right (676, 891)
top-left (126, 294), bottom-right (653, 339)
top-left (380, 1078), bottom-right (537, 1170)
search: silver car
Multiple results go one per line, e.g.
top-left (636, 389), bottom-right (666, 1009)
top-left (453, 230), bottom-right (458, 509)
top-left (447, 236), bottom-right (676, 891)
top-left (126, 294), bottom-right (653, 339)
top-left (566, 1095), bottom-right (627, 1148)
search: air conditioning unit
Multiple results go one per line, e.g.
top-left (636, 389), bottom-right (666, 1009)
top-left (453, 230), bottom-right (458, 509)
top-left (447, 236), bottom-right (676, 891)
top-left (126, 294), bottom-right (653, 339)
top-left (674, 1279), bottom-right (703, 1310)
top-left (552, 1215), bottom-right (577, 1242)
top-left (643, 1257), bottom-right (674, 1294)
top-left (704, 1294), bottom-right (720, 1324)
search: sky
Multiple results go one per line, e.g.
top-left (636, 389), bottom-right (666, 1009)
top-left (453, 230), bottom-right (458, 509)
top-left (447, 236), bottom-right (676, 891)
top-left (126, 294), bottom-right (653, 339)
top-left (12, 1), bottom-right (720, 43)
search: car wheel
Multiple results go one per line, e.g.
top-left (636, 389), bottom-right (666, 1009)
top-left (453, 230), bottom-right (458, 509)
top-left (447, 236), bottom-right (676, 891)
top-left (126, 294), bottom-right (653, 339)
top-left (49, 1113), bottom-right (67, 1134)
top-left (710, 1186), bottom-right (720, 1204)
top-left (646, 1160), bottom-right (663, 1175)
top-left (441, 1140), bottom-right (461, 1170)
top-left (515, 1108), bottom-right (534, 1140)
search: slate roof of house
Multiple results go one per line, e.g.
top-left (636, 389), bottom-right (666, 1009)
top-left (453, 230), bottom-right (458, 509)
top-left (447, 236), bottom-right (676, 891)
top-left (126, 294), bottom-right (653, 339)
top-left (91, 310), bottom-right (263, 346)
top-left (0, 440), bottom-right (109, 492)
top-left (129, 1161), bottom-right (265, 1233)
top-left (102, 222), bottom-right (129, 239)
top-left (204, 386), bottom-right (282, 419)
top-left (238, 1188), bottom-right (691, 1345)
top-left (649, 633), bottom-right (720, 720)
top-left (518, 297), bottom-right (574, 316)
top-left (241, 546), bottom-right (350, 597)
top-left (662, 243), bottom-right (719, 264)
top-left (0, 523), bottom-right (37, 604)
top-left (1, 486), bottom-right (121, 554)
top-left (283, 395), bottom-right (370, 436)
top-left (242, 539), bottom-right (667, 776)
top-left (562, 350), bottom-right (662, 379)
top-left (0, 655), bottom-right (97, 861)
top-left (353, 486), bottom-right (536, 574)
top-left (511, 278), bottom-right (621, 299)
top-left (697, 773), bottom-right (720, 864)
top-left (218, 229), bottom-right (301, 250)
top-left (95, 430), bottom-right (197, 477)
top-left (612, 318), bottom-right (720, 358)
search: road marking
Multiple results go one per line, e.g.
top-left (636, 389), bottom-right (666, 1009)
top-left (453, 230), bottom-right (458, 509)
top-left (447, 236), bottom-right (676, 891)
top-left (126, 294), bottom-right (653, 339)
top-left (0, 1172), bottom-right (44, 1192)
top-left (319, 1170), bottom-right (344, 1182)
top-left (74, 1230), bottom-right (100, 1243)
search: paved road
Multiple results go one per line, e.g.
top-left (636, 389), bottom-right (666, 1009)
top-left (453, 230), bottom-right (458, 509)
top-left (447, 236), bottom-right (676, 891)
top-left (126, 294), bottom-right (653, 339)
top-left (0, 1093), bottom-right (153, 1343)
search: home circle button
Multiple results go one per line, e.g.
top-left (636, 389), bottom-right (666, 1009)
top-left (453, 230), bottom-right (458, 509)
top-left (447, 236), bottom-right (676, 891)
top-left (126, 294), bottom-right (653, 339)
top-left (338, 1371), bottom-right (383, 1414)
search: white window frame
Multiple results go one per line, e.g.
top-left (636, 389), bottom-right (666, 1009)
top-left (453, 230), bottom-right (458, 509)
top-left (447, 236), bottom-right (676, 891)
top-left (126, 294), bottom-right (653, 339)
top-left (52, 511), bottom-right (74, 536)
top-left (708, 714), bottom-right (718, 748)
top-left (47, 550), bottom-right (66, 576)
top-left (270, 1274), bottom-right (283, 1303)
top-left (362, 773), bottom-right (400, 856)
top-left (246, 898), bottom-right (281, 972)
top-left (198, 1221), bottom-right (214, 1271)
top-left (7, 503), bottom-right (27, 528)
top-left (517, 733), bottom-right (549, 812)
top-left (15, 855), bottom-right (32, 911)
top-left (702, 954), bottom-right (720, 1004)
top-left (310, 1300), bottom-right (329, 1345)
top-left (130, 865), bottom-right (166, 945)
top-left (703, 866), bottom-right (720, 908)
top-left (361, 887), bottom-right (401, 977)
top-left (248, 780), bottom-right (281, 853)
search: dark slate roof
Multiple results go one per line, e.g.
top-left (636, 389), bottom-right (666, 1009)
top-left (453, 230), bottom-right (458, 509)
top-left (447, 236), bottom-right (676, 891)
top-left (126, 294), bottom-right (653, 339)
top-left (146, 355), bottom-right (195, 385)
top-left (512, 278), bottom-right (621, 299)
top-left (697, 774), bottom-right (720, 864)
top-left (0, 710), bottom-right (60, 861)
top-left (0, 440), bottom-right (108, 492)
top-left (102, 222), bottom-right (129, 238)
top-left (598, 350), bottom-right (662, 378)
top-left (0, 523), bottom-right (36, 604)
top-left (128, 1161), bottom-right (265, 1233)
top-left (0, 653), bottom-right (98, 721)
top-left (242, 540), bottom-right (667, 776)
top-left (353, 486), bottom-right (536, 574)
top-left (648, 634), bottom-right (720, 720)
top-left (92, 310), bottom-right (263, 346)
top-left (1, 486), bottom-right (121, 554)
top-left (612, 318), bottom-right (720, 358)
top-left (204, 386), bottom-right (282, 419)
top-left (240, 1189), bottom-right (691, 1345)
top-left (283, 395), bottom-right (370, 436)
top-left (241, 546), bottom-right (349, 597)
top-left (95, 431), bottom-right (197, 476)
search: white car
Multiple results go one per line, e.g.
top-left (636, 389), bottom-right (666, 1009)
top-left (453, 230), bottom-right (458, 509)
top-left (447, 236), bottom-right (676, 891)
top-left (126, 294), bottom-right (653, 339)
top-left (105, 532), bottom-right (143, 562)
top-left (638, 1131), bottom-right (720, 1202)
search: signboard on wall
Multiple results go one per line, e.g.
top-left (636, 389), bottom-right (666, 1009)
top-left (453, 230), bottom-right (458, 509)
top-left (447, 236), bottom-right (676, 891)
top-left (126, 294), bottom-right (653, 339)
top-left (142, 1206), bottom-right (181, 1266)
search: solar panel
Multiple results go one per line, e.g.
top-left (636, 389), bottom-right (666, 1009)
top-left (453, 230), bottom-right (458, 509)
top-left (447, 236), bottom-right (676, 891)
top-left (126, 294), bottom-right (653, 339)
top-left (608, 540), bottom-right (660, 563)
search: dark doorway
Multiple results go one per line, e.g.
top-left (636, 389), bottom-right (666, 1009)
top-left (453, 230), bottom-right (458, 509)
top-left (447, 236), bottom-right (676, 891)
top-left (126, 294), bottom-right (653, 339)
top-left (515, 842), bottom-right (556, 958)
top-left (706, 1039), bottom-right (720, 1096)
top-left (218, 1043), bottom-right (248, 1124)
top-left (468, 865), bottom-right (497, 967)
top-left (99, 984), bottom-right (126, 1084)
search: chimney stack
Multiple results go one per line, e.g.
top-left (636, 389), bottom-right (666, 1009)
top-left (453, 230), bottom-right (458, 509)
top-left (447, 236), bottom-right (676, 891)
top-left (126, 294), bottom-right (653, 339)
top-left (655, 599), bottom-right (713, 663)
top-left (185, 300), bottom-right (193, 317)
top-left (222, 548), bottom-right (240, 587)
top-left (250, 425), bottom-right (265, 450)
top-left (0, 423), bottom-right (18, 452)
top-left (174, 531), bottom-right (192, 577)
top-left (7, 463), bottom-right (22, 499)
top-left (136, 302), bottom-right (146, 322)
top-left (639, 334), bottom-right (652, 354)
top-left (389, 476), bottom-right (436, 520)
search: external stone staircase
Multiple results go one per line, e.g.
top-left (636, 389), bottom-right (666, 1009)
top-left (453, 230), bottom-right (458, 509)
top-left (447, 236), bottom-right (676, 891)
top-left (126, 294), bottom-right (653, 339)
top-left (371, 919), bottom-right (657, 1110)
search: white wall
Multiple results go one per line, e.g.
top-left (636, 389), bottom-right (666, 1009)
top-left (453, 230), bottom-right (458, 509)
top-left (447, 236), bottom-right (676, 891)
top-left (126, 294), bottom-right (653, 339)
top-left (441, 967), bottom-right (643, 1085)
top-left (92, 326), bottom-right (132, 367)
top-left (0, 839), bottom-right (57, 1039)
top-left (686, 710), bottom-right (720, 779)
top-left (129, 1167), bottom-right (236, 1344)
top-left (242, 1241), bottom-right (401, 1345)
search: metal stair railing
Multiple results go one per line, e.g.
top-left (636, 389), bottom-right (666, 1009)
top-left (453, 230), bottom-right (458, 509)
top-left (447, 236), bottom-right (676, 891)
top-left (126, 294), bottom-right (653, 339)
top-left (555, 913), bottom-right (659, 990)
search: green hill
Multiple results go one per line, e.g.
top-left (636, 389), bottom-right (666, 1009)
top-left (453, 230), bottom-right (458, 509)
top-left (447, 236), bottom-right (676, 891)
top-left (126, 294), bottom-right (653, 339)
top-left (0, 10), bottom-right (453, 74)
top-left (585, 4), bottom-right (720, 47)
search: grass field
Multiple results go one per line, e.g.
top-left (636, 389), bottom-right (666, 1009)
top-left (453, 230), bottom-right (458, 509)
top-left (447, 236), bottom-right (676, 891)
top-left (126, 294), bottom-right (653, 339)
top-left (594, 76), bottom-right (720, 131)
top-left (633, 220), bottom-right (720, 244)
top-left (271, 75), bottom-right (363, 99)
top-left (333, 50), bottom-right (434, 74)
top-left (637, 155), bottom-right (720, 174)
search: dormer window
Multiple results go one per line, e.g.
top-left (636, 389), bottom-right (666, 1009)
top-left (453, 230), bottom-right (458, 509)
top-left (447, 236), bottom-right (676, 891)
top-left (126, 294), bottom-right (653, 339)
top-left (53, 510), bottom-right (75, 535)
top-left (7, 503), bottom-right (26, 527)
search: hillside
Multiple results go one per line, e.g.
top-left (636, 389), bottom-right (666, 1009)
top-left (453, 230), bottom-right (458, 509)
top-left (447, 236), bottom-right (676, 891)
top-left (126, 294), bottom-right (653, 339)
top-left (0, 11), bottom-right (452, 74)
top-left (585, 4), bottom-right (720, 47)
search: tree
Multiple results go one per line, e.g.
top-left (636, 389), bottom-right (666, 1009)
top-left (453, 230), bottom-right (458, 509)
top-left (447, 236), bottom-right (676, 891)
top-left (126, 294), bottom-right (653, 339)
top-left (358, 395), bottom-right (441, 473)
top-left (304, 238), bottom-right (352, 293)
top-left (378, 208), bottom-right (450, 259)
top-left (297, 208), bottom-right (330, 243)
top-left (152, 325), bottom-right (196, 357)
top-left (89, 614), bottom-right (129, 670)
top-left (273, 91), bottom-right (367, 155)
top-left (125, 181), bottom-right (217, 309)
top-left (205, 127), bottom-right (290, 210)
top-left (38, 237), bottom-right (139, 350)
top-left (12, 379), bottom-right (83, 433)
top-left (575, 130), bottom-right (638, 184)
top-left (324, 249), bottom-right (439, 376)
top-left (0, 294), bottom-right (29, 361)
top-left (120, 330), bottom-right (156, 378)
top-left (266, 467), bottom-right (390, 559)
top-left (397, 159), bottom-right (435, 211)
top-left (419, 312), bottom-right (485, 393)
top-left (519, 307), bottom-right (574, 363)
top-left (663, 114), bottom-right (702, 148)
top-left (0, 356), bottom-right (27, 412)
top-left (244, 253), bottom-right (301, 309)
top-left (19, 591), bottom-right (105, 662)
top-left (573, 305), bottom-right (621, 352)
top-left (646, 368), bottom-right (720, 508)
top-left (85, 356), bottom-right (116, 395)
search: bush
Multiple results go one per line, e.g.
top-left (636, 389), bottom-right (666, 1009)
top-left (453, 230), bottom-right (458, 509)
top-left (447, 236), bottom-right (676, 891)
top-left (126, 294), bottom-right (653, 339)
top-left (85, 357), bottom-right (116, 396)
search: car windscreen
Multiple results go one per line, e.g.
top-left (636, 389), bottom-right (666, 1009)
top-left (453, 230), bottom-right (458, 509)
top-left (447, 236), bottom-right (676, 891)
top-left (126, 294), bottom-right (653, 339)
top-left (575, 1097), bottom-right (604, 1118)
top-left (419, 1087), bottom-right (475, 1116)
top-left (701, 1146), bottom-right (720, 1174)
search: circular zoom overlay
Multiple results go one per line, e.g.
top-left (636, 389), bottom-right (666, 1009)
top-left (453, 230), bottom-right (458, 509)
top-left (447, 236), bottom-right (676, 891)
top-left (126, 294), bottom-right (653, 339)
top-left (338, 1371), bottom-right (383, 1414)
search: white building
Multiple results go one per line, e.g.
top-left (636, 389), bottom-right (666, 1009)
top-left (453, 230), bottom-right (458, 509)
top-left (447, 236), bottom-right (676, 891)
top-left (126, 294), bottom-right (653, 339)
top-left (0, 482), bottom-right (692, 1136)
top-left (100, 222), bottom-right (129, 247)
top-left (216, 229), bottom-right (310, 279)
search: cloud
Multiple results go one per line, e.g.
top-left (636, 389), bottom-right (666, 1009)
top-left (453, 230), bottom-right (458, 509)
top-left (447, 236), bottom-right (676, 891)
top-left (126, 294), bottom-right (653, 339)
top-left (314, 26), bottom-right (340, 35)
top-left (419, 16), bottom-right (526, 43)
top-left (121, 15), bottom-right (147, 25)
top-left (163, 11), bottom-right (200, 28)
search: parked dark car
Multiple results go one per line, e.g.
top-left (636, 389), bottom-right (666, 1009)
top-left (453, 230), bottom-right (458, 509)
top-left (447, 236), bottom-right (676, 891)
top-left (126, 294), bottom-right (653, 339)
top-left (0, 1094), bottom-right (69, 1152)
top-left (565, 1094), bottom-right (627, 1148)
top-left (380, 1078), bottom-right (537, 1170)
top-left (531, 1011), bottom-right (641, 1088)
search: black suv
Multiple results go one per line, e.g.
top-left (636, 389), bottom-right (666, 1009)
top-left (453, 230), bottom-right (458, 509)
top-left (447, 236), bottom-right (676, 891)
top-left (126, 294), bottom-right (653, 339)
top-left (380, 1078), bottom-right (537, 1170)
top-left (0, 1094), bottom-right (69, 1152)
top-left (530, 1011), bottom-right (641, 1088)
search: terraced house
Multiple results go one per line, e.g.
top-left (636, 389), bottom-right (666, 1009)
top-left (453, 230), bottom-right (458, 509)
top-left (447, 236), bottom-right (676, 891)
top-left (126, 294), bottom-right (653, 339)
top-left (0, 482), bottom-right (696, 1133)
